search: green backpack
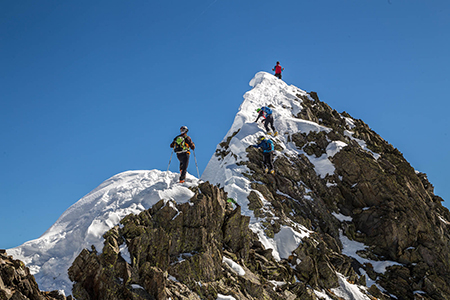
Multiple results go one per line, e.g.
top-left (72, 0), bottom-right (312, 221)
top-left (174, 136), bottom-right (188, 153)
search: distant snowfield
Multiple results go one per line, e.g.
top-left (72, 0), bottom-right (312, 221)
top-left (8, 72), bottom-right (382, 299)
top-left (7, 170), bottom-right (199, 295)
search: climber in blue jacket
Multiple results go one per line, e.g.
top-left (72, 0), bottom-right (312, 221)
top-left (253, 135), bottom-right (275, 174)
top-left (255, 106), bottom-right (277, 136)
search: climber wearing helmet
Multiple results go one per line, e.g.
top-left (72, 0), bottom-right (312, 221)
top-left (170, 126), bottom-right (196, 183)
top-left (253, 135), bottom-right (275, 174)
top-left (255, 106), bottom-right (277, 136)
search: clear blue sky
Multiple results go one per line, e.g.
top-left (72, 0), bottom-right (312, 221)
top-left (1, 1), bottom-right (449, 249)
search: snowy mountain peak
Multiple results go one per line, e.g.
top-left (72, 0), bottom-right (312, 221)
top-left (203, 71), bottom-right (348, 212)
top-left (202, 71), bottom-right (351, 260)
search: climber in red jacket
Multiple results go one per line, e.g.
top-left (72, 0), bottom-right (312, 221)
top-left (272, 61), bottom-right (284, 79)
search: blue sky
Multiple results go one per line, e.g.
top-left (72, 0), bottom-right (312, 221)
top-left (1, 0), bottom-right (449, 249)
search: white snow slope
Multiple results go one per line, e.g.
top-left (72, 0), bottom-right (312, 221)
top-left (7, 170), bottom-right (199, 295)
top-left (8, 72), bottom-right (390, 299)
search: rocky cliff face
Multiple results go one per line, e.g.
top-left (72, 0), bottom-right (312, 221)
top-left (0, 250), bottom-right (71, 300)
top-left (68, 182), bottom-right (304, 299)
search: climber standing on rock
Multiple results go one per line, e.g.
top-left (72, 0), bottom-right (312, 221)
top-left (255, 106), bottom-right (278, 136)
top-left (253, 135), bottom-right (275, 174)
top-left (272, 61), bottom-right (284, 79)
top-left (170, 126), bottom-right (195, 183)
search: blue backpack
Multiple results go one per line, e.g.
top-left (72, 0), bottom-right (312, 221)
top-left (262, 106), bottom-right (272, 115)
top-left (261, 139), bottom-right (274, 153)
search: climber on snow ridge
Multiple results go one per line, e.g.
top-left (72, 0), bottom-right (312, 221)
top-left (170, 126), bottom-right (195, 183)
top-left (255, 106), bottom-right (278, 136)
top-left (272, 61), bottom-right (284, 79)
top-left (253, 135), bottom-right (275, 174)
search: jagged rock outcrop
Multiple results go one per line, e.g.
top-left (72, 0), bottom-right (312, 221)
top-left (68, 182), bottom-right (308, 300)
top-left (0, 250), bottom-right (70, 300)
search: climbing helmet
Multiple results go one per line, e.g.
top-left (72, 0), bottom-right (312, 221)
top-left (180, 126), bottom-right (188, 134)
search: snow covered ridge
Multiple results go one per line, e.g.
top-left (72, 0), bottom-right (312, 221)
top-left (202, 71), bottom-right (374, 259)
top-left (7, 170), bottom-right (200, 295)
top-left (202, 71), bottom-right (369, 191)
top-left (202, 71), bottom-right (395, 298)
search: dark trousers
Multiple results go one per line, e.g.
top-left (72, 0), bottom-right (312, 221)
top-left (264, 114), bottom-right (276, 132)
top-left (177, 152), bottom-right (190, 181)
top-left (263, 152), bottom-right (274, 170)
top-left (275, 73), bottom-right (282, 79)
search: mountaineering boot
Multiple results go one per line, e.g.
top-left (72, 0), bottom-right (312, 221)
top-left (274, 131), bottom-right (278, 137)
top-left (264, 168), bottom-right (269, 174)
top-left (179, 180), bottom-right (185, 183)
top-left (270, 169), bottom-right (275, 174)
top-left (267, 131), bottom-right (272, 136)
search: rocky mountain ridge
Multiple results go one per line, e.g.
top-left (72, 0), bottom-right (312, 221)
top-left (3, 72), bottom-right (450, 300)
top-left (0, 250), bottom-right (71, 300)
